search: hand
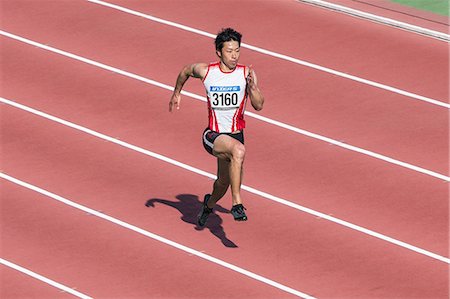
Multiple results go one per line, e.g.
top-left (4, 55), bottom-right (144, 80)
top-left (169, 93), bottom-right (181, 112)
top-left (246, 65), bottom-right (257, 90)
top-left (246, 65), bottom-right (264, 111)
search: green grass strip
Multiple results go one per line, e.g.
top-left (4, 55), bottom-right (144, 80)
top-left (391, 0), bottom-right (449, 16)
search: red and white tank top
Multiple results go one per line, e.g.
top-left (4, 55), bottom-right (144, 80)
top-left (202, 62), bottom-right (248, 133)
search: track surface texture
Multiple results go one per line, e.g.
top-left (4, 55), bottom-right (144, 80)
top-left (1, 0), bottom-right (448, 298)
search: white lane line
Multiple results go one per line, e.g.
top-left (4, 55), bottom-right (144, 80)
top-left (1, 174), bottom-right (316, 299)
top-left (86, 0), bottom-right (449, 109)
top-left (0, 31), bottom-right (448, 182)
top-left (2, 97), bottom-right (449, 264)
top-left (298, 0), bottom-right (449, 41)
top-left (0, 258), bottom-right (93, 299)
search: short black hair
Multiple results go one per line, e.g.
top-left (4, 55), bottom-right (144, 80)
top-left (215, 28), bottom-right (242, 51)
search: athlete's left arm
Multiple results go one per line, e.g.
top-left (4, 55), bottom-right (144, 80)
top-left (246, 67), bottom-right (264, 111)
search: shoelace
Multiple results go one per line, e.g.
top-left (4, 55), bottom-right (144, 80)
top-left (232, 205), bottom-right (246, 215)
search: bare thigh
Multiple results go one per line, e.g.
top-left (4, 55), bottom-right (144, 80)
top-left (212, 134), bottom-right (245, 161)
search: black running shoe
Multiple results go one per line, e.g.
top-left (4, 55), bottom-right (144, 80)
top-left (231, 204), bottom-right (247, 221)
top-left (197, 194), bottom-right (213, 227)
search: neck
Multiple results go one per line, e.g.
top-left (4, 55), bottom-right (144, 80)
top-left (219, 61), bottom-right (235, 72)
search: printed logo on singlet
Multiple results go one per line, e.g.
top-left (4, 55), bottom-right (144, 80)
top-left (209, 86), bottom-right (241, 108)
top-left (210, 86), bottom-right (241, 92)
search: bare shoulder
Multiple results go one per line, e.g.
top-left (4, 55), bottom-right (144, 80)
top-left (244, 65), bottom-right (250, 77)
top-left (190, 63), bottom-right (209, 79)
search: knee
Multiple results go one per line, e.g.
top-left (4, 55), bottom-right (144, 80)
top-left (231, 144), bottom-right (246, 162)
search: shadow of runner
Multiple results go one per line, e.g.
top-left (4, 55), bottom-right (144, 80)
top-left (145, 194), bottom-right (238, 248)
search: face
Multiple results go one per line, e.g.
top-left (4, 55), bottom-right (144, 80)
top-left (217, 40), bottom-right (240, 71)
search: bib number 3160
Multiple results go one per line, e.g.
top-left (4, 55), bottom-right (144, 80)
top-left (211, 92), bottom-right (238, 106)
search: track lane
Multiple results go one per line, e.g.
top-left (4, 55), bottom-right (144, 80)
top-left (0, 264), bottom-right (80, 299)
top-left (1, 37), bottom-right (448, 258)
top-left (2, 105), bottom-right (448, 298)
top-left (0, 0), bottom-right (448, 174)
top-left (2, 30), bottom-right (448, 180)
top-left (1, 1), bottom-right (448, 297)
top-left (3, 94), bottom-right (449, 262)
top-left (3, 182), bottom-right (308, 299)
top-left (101, 0), bottom-right (448, 101)
top-left (323, 0), bottom-right (449, 33)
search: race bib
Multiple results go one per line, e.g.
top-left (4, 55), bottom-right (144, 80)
top-left (210, 86), bottom-right (240, 108)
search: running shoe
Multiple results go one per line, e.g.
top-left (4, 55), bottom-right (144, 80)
top-left (231, 204), bottom-right (247, 221)
top-left (197, 194), bottom-right (213, 227)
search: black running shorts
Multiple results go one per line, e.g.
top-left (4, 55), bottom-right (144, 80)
top-left (202, 128), bottom-right (245, 156)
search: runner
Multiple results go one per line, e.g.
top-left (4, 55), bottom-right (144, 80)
top-left (169, 27), bottom-right (264, 226)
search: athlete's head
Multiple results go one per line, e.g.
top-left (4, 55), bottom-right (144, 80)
top-left (215, 28), bottom-right (242, 51)
top-left (215, 28), bottom-right (242, 71)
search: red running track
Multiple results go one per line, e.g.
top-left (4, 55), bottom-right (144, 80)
top-left (1, 0), bottom-right (448, 298)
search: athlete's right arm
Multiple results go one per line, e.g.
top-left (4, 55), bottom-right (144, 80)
top-left (169, 63), bottom-right (208, 112)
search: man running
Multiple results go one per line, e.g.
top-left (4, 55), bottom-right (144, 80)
top-left (169, 27), bottom-right (264, 227)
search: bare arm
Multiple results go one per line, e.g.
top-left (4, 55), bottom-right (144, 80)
top-left (246, 66), bottom-right (264, 111)
top-left (169, 63), bottom-right (208, 112)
